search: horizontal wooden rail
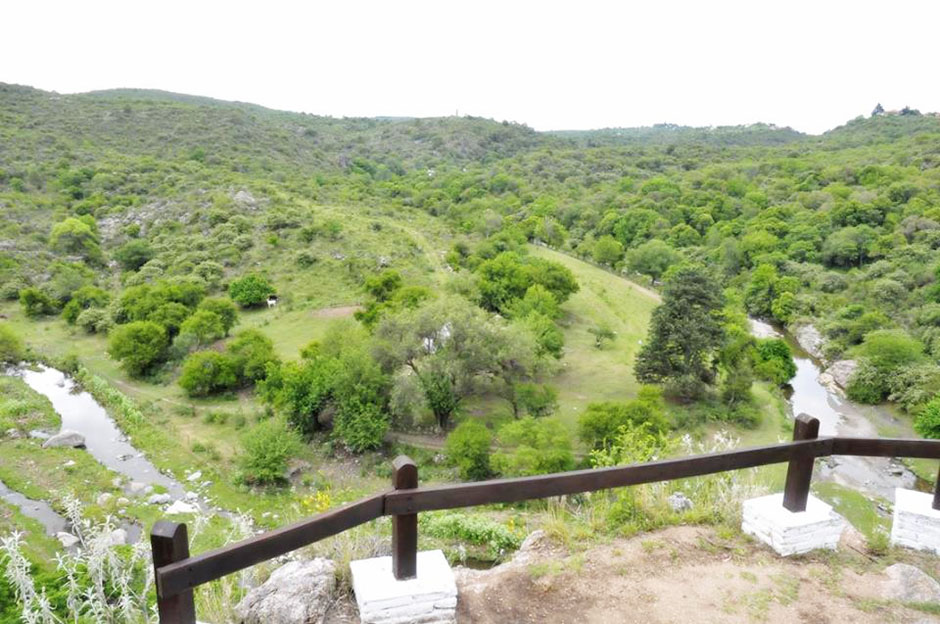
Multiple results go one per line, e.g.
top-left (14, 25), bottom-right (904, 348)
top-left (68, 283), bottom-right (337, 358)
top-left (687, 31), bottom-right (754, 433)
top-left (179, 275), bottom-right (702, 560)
top-left (152, 431), bottom-right (940, 623)
top-left (384, 437), bottom-right (833, 515)
top-left (156, 494), bottom-right (384, 599)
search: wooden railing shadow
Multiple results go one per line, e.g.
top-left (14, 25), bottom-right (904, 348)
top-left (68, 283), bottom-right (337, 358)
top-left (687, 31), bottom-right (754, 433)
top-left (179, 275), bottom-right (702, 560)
top-left (151, 415), bottom-right (940, 623)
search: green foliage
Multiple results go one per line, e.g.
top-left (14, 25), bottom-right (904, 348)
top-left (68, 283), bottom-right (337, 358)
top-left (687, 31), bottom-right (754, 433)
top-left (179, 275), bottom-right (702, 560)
top-left (420, 512), bottom-right (521, 559)
top-left (228, 274), bottom-right (273, 307)
top-left (626, 239), bottom-right (679, 282)
top-left (508, 284), bottom-right (560, 320)
top-left (178, 309), bottom-right (226, 346)
top-left (635, 266), bottom-right (725, 400)
top-left (226, 329), bottom-right (278, 382)
top-left (914, 398), bottom-right (940, 439)
top-left (61, 285), bottom-right (109, 324)
top-left (492, 417), bottom-right (574, 476)
top-left (592, 235), bottom-right (624, 266)
top-left (444, 420), bottom-right (493, 480)
top-left (578, 389), bottom-right (668, 451)
top-left (197, 298), bottom-right (238, 335)
top-left (113, 239), bottom-right (154, 271)
top-left (846, 360), bottom-right (888, 404)
top-left (238, 418), bottom-right (302, 485)
top-left (753, 338), bottom-right (797, 386)
top-left (18, 287), bottom-right (59, 317)
top-left (49, 217), bottom-right (102, 263)
top-left (514, 383), bottom-right (558, 418)
top-left (178, 350), bottom-right (239, 397)
top-left (107, 320), bottom-right (168, 376)
top-left (0, 324), bottom-right (24, 364)
top-left (475, 251), bottom-right (578, 314)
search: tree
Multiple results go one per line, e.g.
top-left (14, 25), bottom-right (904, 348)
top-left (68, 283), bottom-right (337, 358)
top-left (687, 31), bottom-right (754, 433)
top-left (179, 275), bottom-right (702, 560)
top-left (18, 288), bottom-right (60, 317)
top-left (178, 351), bottom-right (238, 397)
top-left (197, 298), bottom-right (238, 335)
top-left (515, 383), bottom-right (558, 418)
top-left (374, 297), bottom-right (539, 429)
top-left (718, 327), bottom-right (756, 406)
top-left (445, 420), bottom-right (493, 480)
top-left (592, 235), bottom-right (624, 266)
top-left (178, 310), bottom-right (225, 346)
top-left (577, 391), bottom-right (667, 451)
top-left (107, 321), bottom-right (168, 376)
top-left (49, 217), bottom-right (102, 263)
top-left (491, 417), bottom-right (574, 476)
top-left (626, 239), bottom-right (680, 282)
top-left (914, 397), bottom-right (940, 439)
top-left (753, 338), bottom-right (797, 385)
top-left (227, 329), bottom-right (278, 383)
top-left (508, 284), bottom-right (560, 320)
top-left (113, 240), bottom-right (154, 272)
top-left (475, 252), bottom-right (577, 314)
top-left (229, 274), bottom-right (273, 307)
top-left (744, 264), bottom-right (777, 317)
top-left (62, 286), bottom-right (109, 324)
top-left (634, 266), bottom-right (725, 400)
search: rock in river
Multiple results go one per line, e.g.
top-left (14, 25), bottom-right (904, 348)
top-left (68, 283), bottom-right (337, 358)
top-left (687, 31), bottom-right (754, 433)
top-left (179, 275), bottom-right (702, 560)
top-left (793, 324), bottom-right (826, 361)
top-left (42, 430), bottom-right (86, 448)
top-left (824, 360), bottom-right (858, 390)
top-left (235, 558), bottom-right (336, 624)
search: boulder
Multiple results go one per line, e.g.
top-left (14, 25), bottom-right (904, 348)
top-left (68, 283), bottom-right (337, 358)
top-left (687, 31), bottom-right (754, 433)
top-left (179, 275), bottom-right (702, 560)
top-left (42, 430), bottom-right (86, 449)
top-left (165, 500), bottom-right (198, 515)
top-left (57, 532), bottom-right (80, 549)
top-left (127, 481), bottom-right (148, 496)
top-left (147, 493), bottom-right (172, 505)
top-left (668, 492), bottom-right (694, 512)
top-left (5, 428), bottom-right (21, 439)
top-left (186, 470), bottom-right (203, 482)
top-left (97, 493), bottom-right (114, 506)
top-left (28, 429), bottom-right (52, 440)
top-left (880, 563), bottom-right (940, 603)
top-left (793, 325), bottom-right (825, 361)
top-left (235, 558), bottom-right (336, 624)
top-left (108, 528), bottom-right (128, 546)
top-left (824, 360), bottom-right (858, 390)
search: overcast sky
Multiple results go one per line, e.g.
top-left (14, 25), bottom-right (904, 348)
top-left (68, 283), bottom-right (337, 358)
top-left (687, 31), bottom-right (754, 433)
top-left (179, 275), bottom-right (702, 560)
top-left (4, 1), bottom-right (938, 134)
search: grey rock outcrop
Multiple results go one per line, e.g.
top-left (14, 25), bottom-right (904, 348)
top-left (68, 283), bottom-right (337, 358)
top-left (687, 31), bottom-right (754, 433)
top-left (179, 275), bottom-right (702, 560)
top-left (880, 563), bottom-right (940, 603)
top-left (42, 430), bottom-right (86, 448)
top-left (793, 325), bottom-right (825, 361)
top-left (824, 360), bottom-right (858, 390)
top-left (147, 493), bottom-right (172, 505)
top-left (235, 558), bottom-right (336, 624)
top-left (668, 492), bottom-right (694, 512)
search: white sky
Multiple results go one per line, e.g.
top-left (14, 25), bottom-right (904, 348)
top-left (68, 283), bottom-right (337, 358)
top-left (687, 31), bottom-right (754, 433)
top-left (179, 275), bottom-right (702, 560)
top-left (3, 1), bottom-right (938, 134)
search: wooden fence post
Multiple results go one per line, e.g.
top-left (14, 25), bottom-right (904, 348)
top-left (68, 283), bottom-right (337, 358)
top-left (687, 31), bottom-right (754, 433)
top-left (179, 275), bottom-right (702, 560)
top-left (151, 521), bottom-right (196, 624)
top-left (782, 414), bottom-right (820, 512)
top-left (933, 464), bottom-right (940, 511)
top-left (391, 455), bottom-right (418, 580)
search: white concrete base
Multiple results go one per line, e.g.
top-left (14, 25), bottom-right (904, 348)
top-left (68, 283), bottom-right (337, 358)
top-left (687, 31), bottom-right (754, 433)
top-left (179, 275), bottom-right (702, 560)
top-left (350, 549), bottom-right (457, 624)
top-left (742, 493), bottom-right (845, 556)
top-left (891, 487), bottom-right (940, 555)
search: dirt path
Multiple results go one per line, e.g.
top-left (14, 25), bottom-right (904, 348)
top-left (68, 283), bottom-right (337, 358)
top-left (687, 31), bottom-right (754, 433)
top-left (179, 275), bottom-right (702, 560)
top-left (455, 525), bottom-right (939, 624)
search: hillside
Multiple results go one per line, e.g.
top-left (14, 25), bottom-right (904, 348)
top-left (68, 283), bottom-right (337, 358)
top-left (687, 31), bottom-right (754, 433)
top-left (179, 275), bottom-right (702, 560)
top-left (2, 84), bottom-right (940, 621)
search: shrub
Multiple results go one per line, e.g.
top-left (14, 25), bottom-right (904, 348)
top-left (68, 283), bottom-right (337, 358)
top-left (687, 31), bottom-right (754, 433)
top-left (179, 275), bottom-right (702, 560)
top-left (578, 394), bottom-right (668, 451)
top-left (238, 418), bottom-right (302, 485)
top-left (113, 239), bottom-right (154, 271)
top-left (226, 329), bottom-right (278, 383)
top-left (75, 307), bottom-right (113, 334)
top-left (229, 274), bottom-right (273, 307)
top-left (0, 325), bottom-right (24, 363)
top-left (178, 310), bottom-right (225, 346)
top-left (420, 512), bottom-right (522, 559)
top-left (445, 420), bottom-right (493, 480)
top-left (333, 397), bottom-right (389, 453)
top-left (179, 351), bottom-right (239, 397)
top-left (515, 383), bottom-right (558, 418)
top-left (753, 338), bottom-right (797, 386)
top-left (18, 287), bottom-right (59, 317)
top-left (846, 361), bottom-right (888, 404)
top-left (107, 321), bottom-right (168, 376)
top-left (198, 298), bottom-right (238, 335)
top-left (914, 398), bottom-right (940, 439)
top-left (492, 417), bottom-right (574, 476)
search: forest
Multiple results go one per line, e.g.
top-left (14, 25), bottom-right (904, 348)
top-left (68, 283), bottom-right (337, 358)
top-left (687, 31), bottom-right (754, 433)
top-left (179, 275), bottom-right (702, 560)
top-left (1, 82), bottom-right (940, 621)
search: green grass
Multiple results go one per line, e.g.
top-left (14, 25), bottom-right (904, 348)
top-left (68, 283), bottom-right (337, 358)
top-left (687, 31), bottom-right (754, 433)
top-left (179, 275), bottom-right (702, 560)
top-left (527, 245), bottom-right (659, 429)
top-left (813, 481), bottom-right (888, 540)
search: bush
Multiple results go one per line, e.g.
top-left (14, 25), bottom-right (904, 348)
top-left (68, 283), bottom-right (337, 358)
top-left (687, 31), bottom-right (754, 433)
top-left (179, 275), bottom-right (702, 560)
top-left (846, 360), bottom-right (888, 404)
top-left (18, 287), bottom-right (59, 317)
top-left (515, 383), bottom-right (558, 418)
top-left (445, 420), bottom-right (493, 480)
top-left (229, 274), bottom-right (273, 307)
top-left (492, 417), bottom-right (574, 476)
top-left (753, 338), bottom-right (797, 386)
top-left (178, 310), bottom-right (225, 346)
top-left (179, 351), bottom-right (239, 397)
top-left (578, 393), bottom-right (668, 451)
top-left (238, 418), bottom-right (301, 485)
top-left (107, 321), bottom-right (168, 376)
top-left (0, 325), bottom-right (24, 363)
top-left (332, 397), bottom-right (389, 453)
top-left (75, 307), bottom-right (113, 334)
top-left (113, 239), bottom-right (154, 271)
top-left (197, 298), bottom-right (238, 335)
top-left (915, 398), bottom-right (940, 439)
top-left (226, 329), bottom-right (278, 383)
top-left (420, 512), bottom-right (522, 560)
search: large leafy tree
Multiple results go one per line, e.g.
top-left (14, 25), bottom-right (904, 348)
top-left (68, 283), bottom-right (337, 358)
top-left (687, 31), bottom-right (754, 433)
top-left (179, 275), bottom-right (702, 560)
top-left (635, 266), bottom-right (725, 400)
top-left (108, 321), bottom-right (168, 377)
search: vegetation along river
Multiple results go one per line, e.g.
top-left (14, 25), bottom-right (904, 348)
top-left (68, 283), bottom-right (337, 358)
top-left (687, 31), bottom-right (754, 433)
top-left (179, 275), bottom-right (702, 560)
top-left (749, 319), bottom-right (917, 502)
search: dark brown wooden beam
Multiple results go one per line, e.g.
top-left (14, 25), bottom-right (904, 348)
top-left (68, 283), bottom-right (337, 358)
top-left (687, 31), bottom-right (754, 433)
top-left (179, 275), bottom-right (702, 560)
top-left (156, 494), bottom-right (384, 599)
top-left (782, 414), bottom-right (820, 512)
top-left (151, 521), bottom-right (196, 623)
top-left (384, 438), bottom-right (834, 515)
top-left (391, 456), bottom-right (418, 580)
top-left (831, 437), bottom-right (940, 459)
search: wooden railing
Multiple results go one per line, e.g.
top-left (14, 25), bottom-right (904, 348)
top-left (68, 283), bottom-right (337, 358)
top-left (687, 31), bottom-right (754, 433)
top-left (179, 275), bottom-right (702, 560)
top-left (150, 415), bottom-right (940, 623)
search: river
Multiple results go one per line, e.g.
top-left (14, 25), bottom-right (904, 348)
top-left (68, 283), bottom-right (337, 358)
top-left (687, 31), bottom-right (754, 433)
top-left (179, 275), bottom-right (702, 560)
top-left (749, 319), bottom-right (917, 501)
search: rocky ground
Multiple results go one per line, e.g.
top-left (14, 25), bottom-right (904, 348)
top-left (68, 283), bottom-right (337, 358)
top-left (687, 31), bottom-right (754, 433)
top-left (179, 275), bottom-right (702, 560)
top-left (449, 526), bottom-right (940, 624)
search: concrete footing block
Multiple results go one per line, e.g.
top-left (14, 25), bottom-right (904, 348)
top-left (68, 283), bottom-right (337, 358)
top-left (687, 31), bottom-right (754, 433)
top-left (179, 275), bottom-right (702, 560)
top-left (891, 487), bottom-right (940, 555)
top-left (350, 549), bottom-right (457, 624)
top-left (742, 493), bottom-right (844, 556)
